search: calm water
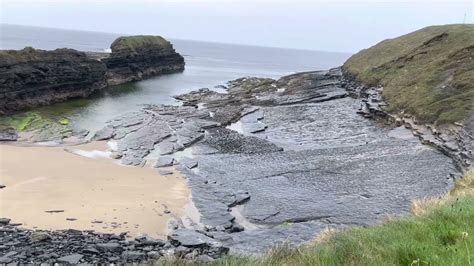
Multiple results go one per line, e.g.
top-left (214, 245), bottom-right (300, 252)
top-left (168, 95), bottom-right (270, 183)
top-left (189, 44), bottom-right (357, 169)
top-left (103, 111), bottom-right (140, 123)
top-left (0, 24), bottom-right (351, 132)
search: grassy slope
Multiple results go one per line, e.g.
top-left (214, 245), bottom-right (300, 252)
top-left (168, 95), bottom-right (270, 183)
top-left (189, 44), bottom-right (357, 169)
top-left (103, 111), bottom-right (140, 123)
top-left (157, 171), bottom-right (474, 265)
top-left (343, 24), bottom-right (474, 125)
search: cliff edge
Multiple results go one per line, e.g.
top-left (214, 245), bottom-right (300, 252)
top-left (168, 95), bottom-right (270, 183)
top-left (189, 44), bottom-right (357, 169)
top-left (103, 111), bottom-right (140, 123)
top-left (103, 35), bottom-right (185, 85)
top-left (0, 47), bottom-right (107, 113)
top-left (343, 24), bottom-right (473, 125)
top-left (0, 35), bottom-right (184, 114)
top-left (342, 24), bottom-right (473, 170)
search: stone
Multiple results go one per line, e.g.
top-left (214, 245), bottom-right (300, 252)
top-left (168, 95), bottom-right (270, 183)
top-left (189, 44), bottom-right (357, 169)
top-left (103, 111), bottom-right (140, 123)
top-left (195, 254), bottom-right (215, 263)
top-left (83, 247), bottom-right (100, 254)
top-left (0, 257), bottom-right (13, 264)
top-left (158, 169), bottom-right (174, 175)
top-left (57, 254), bottom-right (83, 264)
top-left (168, 229), bottom-right (223, 248)
top-left (183, 159), bottom-right (198, 169)
top-left (0, 184), bottom-right (5, 189)
top-left (229, 224), bottom-right (244, 233)
top-left (110, 152), bottom-right (123, 159)
top-left (147, 251), bottom-right (161, 260)
top-left (45, 209), bottom-right (64, 213)
top-left (0, 218), bottom-right (11, 225)
top-left (30, 232), bottom-right (51, 242)
top-left (155, 156), bottom-right (175, 168)
top-left (93, 126), bottom-right (115, 141)
top-left (0, 128), bottom-right (18, 141)
top-left (122, 251), bottom-right (145, 261)
top-left (96, 242), bottom-right (123, 252)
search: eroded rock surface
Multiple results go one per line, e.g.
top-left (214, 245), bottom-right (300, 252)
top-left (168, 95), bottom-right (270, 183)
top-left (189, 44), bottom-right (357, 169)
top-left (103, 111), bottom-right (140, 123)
top-left (90, 68), bottom-right (456, 255)
top-left (0, 68), bottom-right (459, 262)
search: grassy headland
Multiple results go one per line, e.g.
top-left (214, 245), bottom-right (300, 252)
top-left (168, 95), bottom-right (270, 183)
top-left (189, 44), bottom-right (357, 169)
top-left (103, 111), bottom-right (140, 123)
top-left (110, 35), bottom-right (172, 52)
top-left (343, 24), bottom-right (474, 125)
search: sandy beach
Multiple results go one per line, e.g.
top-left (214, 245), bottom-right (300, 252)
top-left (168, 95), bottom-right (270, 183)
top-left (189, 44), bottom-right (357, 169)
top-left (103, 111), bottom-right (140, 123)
top-left (0, 142), bottom-right (190, 238)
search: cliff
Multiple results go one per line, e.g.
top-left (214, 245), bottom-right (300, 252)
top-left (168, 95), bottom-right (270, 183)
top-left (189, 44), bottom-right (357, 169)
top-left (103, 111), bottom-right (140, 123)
top-left (103, 36), bottom-right (185, 85)
top-left (343, 24), bottom-right (474, 125)
top-left (0, 35), bottom-right (185, 113)
top-left (0, 47), bottom-right (107, 114)
top-left (342, 24), bottom-right (474, 170)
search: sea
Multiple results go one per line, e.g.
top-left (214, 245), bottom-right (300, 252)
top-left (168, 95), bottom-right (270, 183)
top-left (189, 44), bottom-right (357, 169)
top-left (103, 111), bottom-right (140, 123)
top-left (0, 24), bottom-right (351, 133)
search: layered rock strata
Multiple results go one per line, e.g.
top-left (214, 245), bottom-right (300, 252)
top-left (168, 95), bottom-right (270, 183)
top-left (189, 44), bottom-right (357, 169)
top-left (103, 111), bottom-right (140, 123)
top-left (0, 48), bottom-right (107, 113)
top-left (103, 36), bottom-right (185, 85)
top-left (341, 74), bottom-right (473, 172)
top-left (0, 36), bottom-right (185, 114)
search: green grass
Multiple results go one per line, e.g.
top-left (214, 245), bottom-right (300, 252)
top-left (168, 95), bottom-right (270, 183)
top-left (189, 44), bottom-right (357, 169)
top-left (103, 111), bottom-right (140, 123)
top-left (110, 35), bottom-right (171, 53)
top-left (343, 24), bottom-right (474, 125)
top-left (155, 171), bottom-right (474, 265)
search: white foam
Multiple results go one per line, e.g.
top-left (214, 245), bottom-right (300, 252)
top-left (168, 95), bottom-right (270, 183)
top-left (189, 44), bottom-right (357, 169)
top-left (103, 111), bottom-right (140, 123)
top-left (68, 149), bottom-right (112, 159)
top-left (226, 120), bottom-right (244, 134)
top-left (107, 140), bottom-right (118, 151)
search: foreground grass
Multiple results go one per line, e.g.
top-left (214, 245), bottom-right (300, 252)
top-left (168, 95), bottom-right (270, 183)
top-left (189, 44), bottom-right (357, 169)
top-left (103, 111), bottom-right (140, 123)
top-left (158, 171), bottom-right (474, 265)
top-left (343, 24), bottom-right (474, 125)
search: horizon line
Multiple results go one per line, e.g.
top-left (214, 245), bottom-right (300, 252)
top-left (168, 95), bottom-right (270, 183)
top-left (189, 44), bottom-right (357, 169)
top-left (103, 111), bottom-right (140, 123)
top-left (1, 23), bottom-right (354, 54)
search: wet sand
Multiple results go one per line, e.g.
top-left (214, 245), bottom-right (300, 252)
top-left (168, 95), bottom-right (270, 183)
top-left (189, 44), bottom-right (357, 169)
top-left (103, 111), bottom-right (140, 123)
top-left (0, 142), bottom-right (190, 238)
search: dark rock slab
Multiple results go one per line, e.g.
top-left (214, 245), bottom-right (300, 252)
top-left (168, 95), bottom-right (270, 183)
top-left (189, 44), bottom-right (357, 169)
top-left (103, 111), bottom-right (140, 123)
top-left (0, 128), bottom-right (18, 141)
top-left (0, 218), bottom-right (11, 225)
top-left (168, 229), bottom-right (222, 248)
top-left (95, 242), bottom-right (122, 252)
top-left (57, 254), bottom-right (83, 264)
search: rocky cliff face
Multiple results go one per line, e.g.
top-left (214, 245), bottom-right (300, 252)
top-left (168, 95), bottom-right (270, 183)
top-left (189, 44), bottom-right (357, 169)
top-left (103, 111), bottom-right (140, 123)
top-left (0, 47), bottom-right (107, 114)
top-left (0, 36), bottom-right (185, 113)
top-left (103, 36), bottom-right (185, 85)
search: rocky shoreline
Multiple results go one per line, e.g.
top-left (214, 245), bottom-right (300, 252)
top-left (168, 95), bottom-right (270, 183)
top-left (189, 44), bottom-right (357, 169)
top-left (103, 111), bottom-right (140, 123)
top-left (0, 68), bottom-right (462, 263)
top-left (0, 36), bottom-right (184, 115)
top-left (341, 73), bottom-right (473, 172)
top-left (0, 219), bottom-right (226, 264)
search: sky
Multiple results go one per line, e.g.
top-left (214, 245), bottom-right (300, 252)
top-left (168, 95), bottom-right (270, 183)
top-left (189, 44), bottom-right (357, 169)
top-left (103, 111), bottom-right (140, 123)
top-left (0, 0), bottom-right (472, 53)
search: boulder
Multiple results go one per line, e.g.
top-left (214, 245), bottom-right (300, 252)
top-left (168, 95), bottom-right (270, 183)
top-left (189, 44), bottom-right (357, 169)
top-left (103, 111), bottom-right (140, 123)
top-left (0, 218), bottom-right (10, 225)
top-left (168, 229), bottom-right (223, 248)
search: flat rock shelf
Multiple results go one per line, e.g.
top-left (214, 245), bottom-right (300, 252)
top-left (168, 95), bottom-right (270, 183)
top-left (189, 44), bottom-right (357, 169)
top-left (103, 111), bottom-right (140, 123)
top-left (0, 68), bottom-right (457, 263)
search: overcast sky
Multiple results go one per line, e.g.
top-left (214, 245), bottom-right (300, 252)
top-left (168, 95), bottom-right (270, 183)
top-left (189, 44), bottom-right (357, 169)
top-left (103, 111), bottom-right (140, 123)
top-left (1, 0), bottom-right (472, 53)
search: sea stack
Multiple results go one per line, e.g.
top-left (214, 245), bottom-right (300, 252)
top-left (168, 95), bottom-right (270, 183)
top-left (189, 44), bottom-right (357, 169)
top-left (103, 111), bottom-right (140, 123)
top-left (103, 35), bottom-right (185, 85)
top-left (0, 36), bottom-right (185, 113)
